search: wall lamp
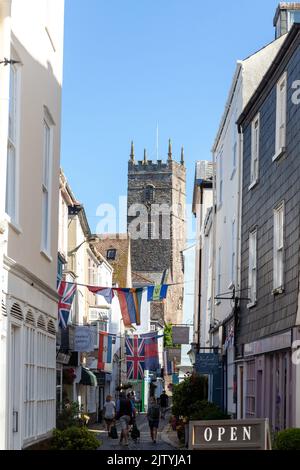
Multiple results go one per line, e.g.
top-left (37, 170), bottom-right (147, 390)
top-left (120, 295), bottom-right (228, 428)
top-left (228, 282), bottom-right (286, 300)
top-left (0, 58), bottom-right (21, 66)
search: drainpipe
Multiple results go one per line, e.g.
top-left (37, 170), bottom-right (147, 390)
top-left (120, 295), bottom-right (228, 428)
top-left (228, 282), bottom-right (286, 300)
top-left (0, 0), bottom-right (11, 452)
top-left (196, 185), bottom-right (203, 353)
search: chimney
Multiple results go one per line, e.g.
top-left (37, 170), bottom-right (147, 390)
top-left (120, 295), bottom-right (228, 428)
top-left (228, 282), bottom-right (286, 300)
top-left (274, 3), bottom-right (300, 39)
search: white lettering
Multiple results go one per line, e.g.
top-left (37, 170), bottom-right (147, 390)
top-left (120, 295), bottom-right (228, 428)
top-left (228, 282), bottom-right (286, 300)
top-left (204, 427), bottom-right (213, 442)
top-left (217, 427), bottom-right (226, 441)
top-left (230, 427), bottom-right (238, 441)
top-left (292, 80), bottom-right (300, 104)
top-left (243, 426), bottom-right (251, 441)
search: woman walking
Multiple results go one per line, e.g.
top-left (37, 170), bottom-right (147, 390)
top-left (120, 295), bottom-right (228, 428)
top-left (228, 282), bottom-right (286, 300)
top-left (103, 395), bottom-right (116, 436)
top-left (147, 396), bottom-right (160, 444)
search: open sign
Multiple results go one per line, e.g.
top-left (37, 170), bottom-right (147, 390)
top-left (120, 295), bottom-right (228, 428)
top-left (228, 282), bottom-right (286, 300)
top-left (189, 419), bottom-right (271, 450)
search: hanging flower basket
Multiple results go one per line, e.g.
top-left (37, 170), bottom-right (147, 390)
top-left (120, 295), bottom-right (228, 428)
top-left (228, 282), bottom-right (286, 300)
top-left (63, 368), bottom-right (76, 385)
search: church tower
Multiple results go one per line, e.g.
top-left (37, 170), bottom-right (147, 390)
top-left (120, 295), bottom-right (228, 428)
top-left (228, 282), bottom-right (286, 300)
top-left (127, 140), bottom-right (186, 326)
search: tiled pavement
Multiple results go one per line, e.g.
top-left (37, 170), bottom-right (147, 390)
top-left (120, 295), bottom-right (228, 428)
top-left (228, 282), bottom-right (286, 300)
top-left (89, 412), bottom-right (180, 451)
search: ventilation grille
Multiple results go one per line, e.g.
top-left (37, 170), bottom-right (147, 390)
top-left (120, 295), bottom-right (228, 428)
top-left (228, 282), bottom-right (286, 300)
top-left (37, 315), bottom-right (46, 330)
top-left (11, 303), bottom-right (23, 321)
top-left (25, 311), bottom-right (35, 326)
top-left (47, 320), bottom-right (56, 336)
top-left (2, 299), bottom-right (7, 315)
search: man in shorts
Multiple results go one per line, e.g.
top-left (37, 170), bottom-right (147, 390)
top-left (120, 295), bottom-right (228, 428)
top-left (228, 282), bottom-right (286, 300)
top-left (116, 392), bottom-right (133, 446)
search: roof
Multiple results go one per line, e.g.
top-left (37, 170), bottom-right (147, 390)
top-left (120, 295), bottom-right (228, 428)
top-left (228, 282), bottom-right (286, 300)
top-left (132, 271), bottom-right (165, 286)
top-left (273, 2), bottom-right (300, 26)
top-left (192, 161), bottom-right (213, 214)
top-left (94, 234), bottom-right (131, 287)
top-left (237, 23), bottom-right (300, 127)
top-left (212, 34), bottom-right (287, 153)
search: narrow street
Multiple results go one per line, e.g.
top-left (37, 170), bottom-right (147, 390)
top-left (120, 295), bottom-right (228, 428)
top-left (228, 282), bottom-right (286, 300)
top-left (90, 412), bottom-right (178, 451)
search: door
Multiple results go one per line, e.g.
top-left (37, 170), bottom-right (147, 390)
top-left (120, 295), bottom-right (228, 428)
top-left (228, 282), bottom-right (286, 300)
top-left (239, 366), bottom-right (244, 419)
top-left (10, 325), bottom-right (21, 449)
top-left (256, 370), bottom-right (263, 417)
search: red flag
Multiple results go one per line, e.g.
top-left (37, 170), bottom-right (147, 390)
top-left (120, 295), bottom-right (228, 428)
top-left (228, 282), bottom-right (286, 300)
top-left (117, 290), bottom-right (132, 327)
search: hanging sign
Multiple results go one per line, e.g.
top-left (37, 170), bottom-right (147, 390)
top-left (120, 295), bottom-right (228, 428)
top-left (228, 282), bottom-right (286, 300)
top-left (167, 348), bottom-right (181, 362)
top-left (74, 326), bottom-right (95, 352)
top-left (189, 419), bottom-right (272, 450)
top-left (172, 326), bottom-right (190, 345)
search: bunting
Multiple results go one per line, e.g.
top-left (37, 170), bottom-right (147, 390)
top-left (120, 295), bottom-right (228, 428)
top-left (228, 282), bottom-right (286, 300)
top-left (57, 281), bottom-right (77, 329)
top-left (97, 332), bottom-right (113, 370)
top-left (141, 332), bottom-right (159, 371)
top-left (116, 288), bottom-right (143, 326)
top-left (147, 284), bottom-right (168, 301)
top-left (126, 335), bottom-right (145, 380)
top-left (88, 286), bottom-right (114, 304)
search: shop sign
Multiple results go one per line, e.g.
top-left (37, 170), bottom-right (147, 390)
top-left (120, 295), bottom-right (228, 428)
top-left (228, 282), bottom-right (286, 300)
top-left (172, 326), bottom-right (190, 345)
top-left (56, 351), bottom-right (71, 365)
top-left (195, 353), bottom-right (221, 375)
top-left (167, 348), bottom-right (181, 362)
top-left (189, 419), bottom-right (271, 450)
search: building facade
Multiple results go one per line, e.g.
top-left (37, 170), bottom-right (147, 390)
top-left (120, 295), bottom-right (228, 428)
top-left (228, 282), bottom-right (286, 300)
top-left (211, 31), bottom-right (287, 417)
top-left (0, 0), bottom-right (64, 450)
top-left (236, 21), bottom-right (300, 430)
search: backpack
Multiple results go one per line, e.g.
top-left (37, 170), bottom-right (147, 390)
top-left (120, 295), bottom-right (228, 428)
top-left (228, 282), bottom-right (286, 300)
top-left (149, 404), bottom-right (160, 420)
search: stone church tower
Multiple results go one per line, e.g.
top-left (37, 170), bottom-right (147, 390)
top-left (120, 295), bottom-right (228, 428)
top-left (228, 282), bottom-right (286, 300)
top-left (127, 140), bottom-right (186, 326)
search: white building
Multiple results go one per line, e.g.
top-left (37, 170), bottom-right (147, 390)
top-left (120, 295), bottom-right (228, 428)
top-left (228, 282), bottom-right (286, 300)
top-left (177, 244), bottom-right (195, 382)
top-left (0, 0), bottom-right (64, 450)
top-left (192, 161), bottom-right (213, 350)
top-left (211, 33), bottom-right (287, 416)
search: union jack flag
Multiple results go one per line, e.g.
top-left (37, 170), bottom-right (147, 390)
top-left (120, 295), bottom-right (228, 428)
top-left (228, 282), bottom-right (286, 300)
top-left (125, 335), bottom-right (145, 380)
top-left (57, 281), bottom-right (77, 329)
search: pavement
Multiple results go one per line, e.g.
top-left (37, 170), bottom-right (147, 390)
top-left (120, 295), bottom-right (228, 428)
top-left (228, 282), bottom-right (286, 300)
top-left (89, 411), bottom-right (181, 451)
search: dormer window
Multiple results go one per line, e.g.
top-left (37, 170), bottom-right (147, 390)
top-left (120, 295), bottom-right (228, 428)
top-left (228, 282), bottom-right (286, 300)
top-left (144, 185), bottom-right (155, 203)
top-left (106, 249), bottom-right (116, 260)
top-left (274, 5), bottom-right (300, 39)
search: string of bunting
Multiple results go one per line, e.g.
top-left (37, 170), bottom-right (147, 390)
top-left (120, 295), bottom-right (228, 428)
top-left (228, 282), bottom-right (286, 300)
top-left (57, 279), bottom-right (169, 329)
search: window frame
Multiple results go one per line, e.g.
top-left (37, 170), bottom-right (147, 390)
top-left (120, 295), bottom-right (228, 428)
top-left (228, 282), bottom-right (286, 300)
top-left (5, 61), bottom-right (21, 230)
top-left (273, 202), bottom-right (285, 293)
top-left (273, 72), bottom-right (287, 161)
top-left (248, 229), bottom-right (257, 308)
top-left (106, 249), bottom-right (116, 261)
top-left (218, 149), bottom-right (223, 208)
top-left (249, 113), bottom-right (260, 189)
top-left (41, 108), bottom-right (54, 260)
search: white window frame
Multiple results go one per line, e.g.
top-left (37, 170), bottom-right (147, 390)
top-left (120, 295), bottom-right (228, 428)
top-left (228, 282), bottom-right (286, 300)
top-left (41, 108), bottom-right (54, 260)
top-left (217, 149), bottom-right (223, 207)
top-left (5, 62), bottom-right (21, 230)
top-left (273, 203), bottom-right (285, 293)
top-left (249, 114), bottom-right (260, 189)
top-left (248, 229), bottom-right (257, 308)
top-left (230, 219), bottom-right (236, 287)
top-left (231, 110), bottom-right (237, 180)
top-left (273, 72), bottom-right (287, 161)
top-left (216, 246), bottom-right (222, 305)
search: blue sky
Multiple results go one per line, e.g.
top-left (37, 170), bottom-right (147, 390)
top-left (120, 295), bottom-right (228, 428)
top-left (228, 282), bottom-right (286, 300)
top-left (61, 0), bottom-right (281, 233)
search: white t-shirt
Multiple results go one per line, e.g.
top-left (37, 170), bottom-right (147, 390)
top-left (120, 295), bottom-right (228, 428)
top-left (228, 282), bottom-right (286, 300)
top-left (104, 401), bottom-right (116, 419)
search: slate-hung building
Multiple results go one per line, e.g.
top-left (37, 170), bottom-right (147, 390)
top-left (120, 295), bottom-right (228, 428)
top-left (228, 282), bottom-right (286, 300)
top-left (237, 22), bottom-right (300, 431)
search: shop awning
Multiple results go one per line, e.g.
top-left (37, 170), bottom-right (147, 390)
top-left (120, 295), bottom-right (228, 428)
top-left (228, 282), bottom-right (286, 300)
top-left (80, 367), bottom-right (97, 386)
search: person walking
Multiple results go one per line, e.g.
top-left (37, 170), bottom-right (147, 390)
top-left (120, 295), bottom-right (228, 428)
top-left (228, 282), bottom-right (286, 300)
top-left (116, 392), bottom-right (133, 446)
top-left (147, 396), bottom-right (160, 444)
top-left (159, 390), bottom-right (169, 419)
top-left (103, 395), bottom-right (116, 436)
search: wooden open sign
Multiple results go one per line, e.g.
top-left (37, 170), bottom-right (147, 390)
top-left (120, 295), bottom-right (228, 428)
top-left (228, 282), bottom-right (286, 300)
top-left (189, 419), bottom-right (272, 450)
